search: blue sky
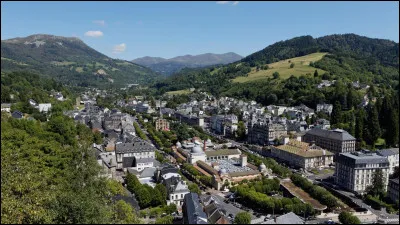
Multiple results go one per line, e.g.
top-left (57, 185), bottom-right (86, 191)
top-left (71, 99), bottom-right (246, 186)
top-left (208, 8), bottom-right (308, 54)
top-left (1, 1), bottom-right (399, 60)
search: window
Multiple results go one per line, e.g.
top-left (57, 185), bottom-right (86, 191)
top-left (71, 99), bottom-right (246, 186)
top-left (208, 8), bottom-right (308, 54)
top-left (181, 194), bottom-right (183, 198)
top-left (171, 195), bottom-right (174, 200)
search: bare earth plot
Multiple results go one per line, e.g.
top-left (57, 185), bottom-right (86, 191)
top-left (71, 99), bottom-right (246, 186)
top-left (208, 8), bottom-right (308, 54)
top-left (233, 52), bottom-right (327, 83)
top-left (281, 180), bottom-right (327, 211)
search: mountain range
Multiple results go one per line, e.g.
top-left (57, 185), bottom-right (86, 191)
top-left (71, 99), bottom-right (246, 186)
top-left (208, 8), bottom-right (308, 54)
top-left (132, 52), bottom-right (243, 76)
top-left (1, 34), bottom-right (161, 87)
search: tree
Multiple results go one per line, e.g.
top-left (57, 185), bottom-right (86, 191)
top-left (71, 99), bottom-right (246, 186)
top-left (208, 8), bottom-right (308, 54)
top-left (155, 215), bottom-right (173, 224)
top-left (155, 184), bottom-right (167, 204)
top-left (93, 131), bottom-right (103, 144)
top-left (385, 109), bottom-right (399, 147)
top-left (188, 183), bottom-right (201, 195)
top-left (272, 72), bottom-right (280, 79)
top-left (114, 200), bottom-right (140, 224)
top-left (314, 70), bottom-right (319, 77)
top-left (367, 104), bottom-right (381, 147)
top-left (164, 203), bottom-right (177, 214)
top-left (236, 121), bottom-right (246, 141)
top-left (366, 169), bottom-right (385, 198)
top-left (234, 212), bottom-right (251, 224)
top-left (355, 108), bottom-right (365, 141)
top-left (339, 212), bottom-right (361, 224)
top-left (331, 101), bottom-right (342, 125)
top-left (290, 63), bottom-right (295, 68)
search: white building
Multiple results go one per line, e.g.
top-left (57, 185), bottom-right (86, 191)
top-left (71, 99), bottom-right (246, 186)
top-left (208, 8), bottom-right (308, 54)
top-left (38, 103), bottom-right (52, 113)
top-left (335, 150), bottom-right (390, 193)
top-left (377, 148), bottom-right (399, 175)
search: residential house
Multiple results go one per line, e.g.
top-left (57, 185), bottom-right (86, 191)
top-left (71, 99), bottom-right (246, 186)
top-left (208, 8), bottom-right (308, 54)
top-left (163, 176), bottom-right (190, 207)
top-left (11, 110), bottom-right (23, 119)
top-left (115, 137), bottom-right (156, 170)
top-left (1, 103), bottom-right (11, 113)
top-left (38, 103), bottom-right (52, 113)
top-left (316, 104), bottom-right (333, 115)
top-left (182, 193), bottom-right (208, 224)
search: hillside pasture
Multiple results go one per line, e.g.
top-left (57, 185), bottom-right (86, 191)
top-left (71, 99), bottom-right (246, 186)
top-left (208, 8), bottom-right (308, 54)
top-left (233, 52), bottom-right (327, 83)
top-left (165, 89), bottom-right (193, 95)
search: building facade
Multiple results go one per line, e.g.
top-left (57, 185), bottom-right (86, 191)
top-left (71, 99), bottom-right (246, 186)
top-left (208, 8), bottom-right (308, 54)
top-left (155, 118), bottom-right (170, 131)
top-left (335, 150), bottom-right (390, 193)
top-left (387, 178), bottom-right (399, 204)
top-left (115, 137), bottom-right (156, 169)
top-left (271, 140), bottom-right (334, 169)
top-left (303, 128), bottom-right (356, 159)
top-left (247, 122), bottom-right (287, 146)
top-left (377, 148), bottom-right (399, 175)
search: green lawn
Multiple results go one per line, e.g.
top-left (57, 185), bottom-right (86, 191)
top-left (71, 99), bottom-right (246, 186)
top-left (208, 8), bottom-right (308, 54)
top-left (375, 138), bottom-right (386, 147)
top-left (165, 89), bottom-right (193, 95)
top-left (75, 67), bottom-right (83, 73)
top-left (232, 52), bottom-right (327, 83)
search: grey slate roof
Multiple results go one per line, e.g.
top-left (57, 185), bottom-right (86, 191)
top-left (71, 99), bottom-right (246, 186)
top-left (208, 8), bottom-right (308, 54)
top-left (263, 212), bottom-right (303, 224)
top-left (122, 156), bottom-right (136, 168)
top-left (140, 167), bottom-right (157, 178)
top-left (339, 152), bottom-right (389, 165)
top-left (305, 128), bottom-right (355, 141)
top-left (377, 148), bottom-right (399, 157)
top-left (136, 158), bottom-right (154, 164)
top-left (115, 137), bottom-right (156, 154)
top-left (184, 193), bottom-right (208, 224)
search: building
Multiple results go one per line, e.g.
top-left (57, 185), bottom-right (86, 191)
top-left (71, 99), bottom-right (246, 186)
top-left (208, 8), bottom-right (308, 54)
top-left (115, 137), bottom-right (156, 170)
top-left (175, 111), bottom-right (205, 127)
top-left (271, 139), bottom-right (334, 169)
top-left (335, 150), bottom-right (390, 193)
top-left (155, 118), bottom-right (170, 131)
top-left (377, 148), bottom-right (399, 175)
top-left (303, 128), bottom-right (356, 159)
top-left (200, 195), bottom-right (230, 224)
top-left (261, 212), bottom-right (304, 224)
top-left (247, 122), bottom-right (287, 146)
top-left (387, 178), bottom-right (399, 204)
top-left (316, 104), bottom-right (333, 115)
top-left (11, 110), bottom-right (23, 119)
top-left (38, 103), bottom-right (52, 113)
top-left (163, 176), bottom-right (190, 207)
top-left (182, 193), bottom-right (208, 224)
top-left (1, 103), bottom-right (11, 113)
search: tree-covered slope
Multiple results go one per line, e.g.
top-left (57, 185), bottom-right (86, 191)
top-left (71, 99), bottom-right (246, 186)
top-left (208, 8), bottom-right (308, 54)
top-left (1, 34), bottom-right (161, 87)
top-left (132, 52), bottom-right (243, 76)
top-left (152, 33), bottom-right (399, 97)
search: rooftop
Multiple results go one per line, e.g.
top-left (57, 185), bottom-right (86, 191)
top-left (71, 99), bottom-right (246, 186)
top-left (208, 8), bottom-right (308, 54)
top-left (208, 159), bottom-right (256, 175)
top-left (339, 151), bottom-right (389, 165)
top-left (274, 140), bottom-right (334, 158)
top-left (306, 127), bottom-right (356, 141)
top-left (377, 148), bottom-right (399, 157)
top-left (205, 149), bottom-right (241, 157)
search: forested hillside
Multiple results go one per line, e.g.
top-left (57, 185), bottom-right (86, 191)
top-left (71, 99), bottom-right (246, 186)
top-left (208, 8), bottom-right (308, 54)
top-left (1, 34), bottom-right (161, 87)
top-left (1, 72), bottom-right (140, 224)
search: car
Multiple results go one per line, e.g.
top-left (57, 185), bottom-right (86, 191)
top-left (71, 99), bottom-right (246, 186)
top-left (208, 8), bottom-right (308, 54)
top-left (229, 213), bottom-right (234, 218)
top-left (266, 214), bottom-right (272, 219)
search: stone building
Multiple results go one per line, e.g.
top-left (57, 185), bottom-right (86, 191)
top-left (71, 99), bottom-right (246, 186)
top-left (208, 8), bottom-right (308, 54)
top-left (271, 139), bottom-right (334, 169)
top-left (335, 150), bottom-right (390, 193)
top-left (247, 122), bottom-right (287, 146)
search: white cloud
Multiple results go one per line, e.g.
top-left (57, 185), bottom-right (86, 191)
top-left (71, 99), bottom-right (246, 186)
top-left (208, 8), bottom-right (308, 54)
top-left (113, 43), bottom-right (126, 54)
top-left (93, 20), bottom-right (105, 26)
top-left (84, 31), bottom-right (103, 37)
top-left (216, 1), bottom-right (239, 5)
